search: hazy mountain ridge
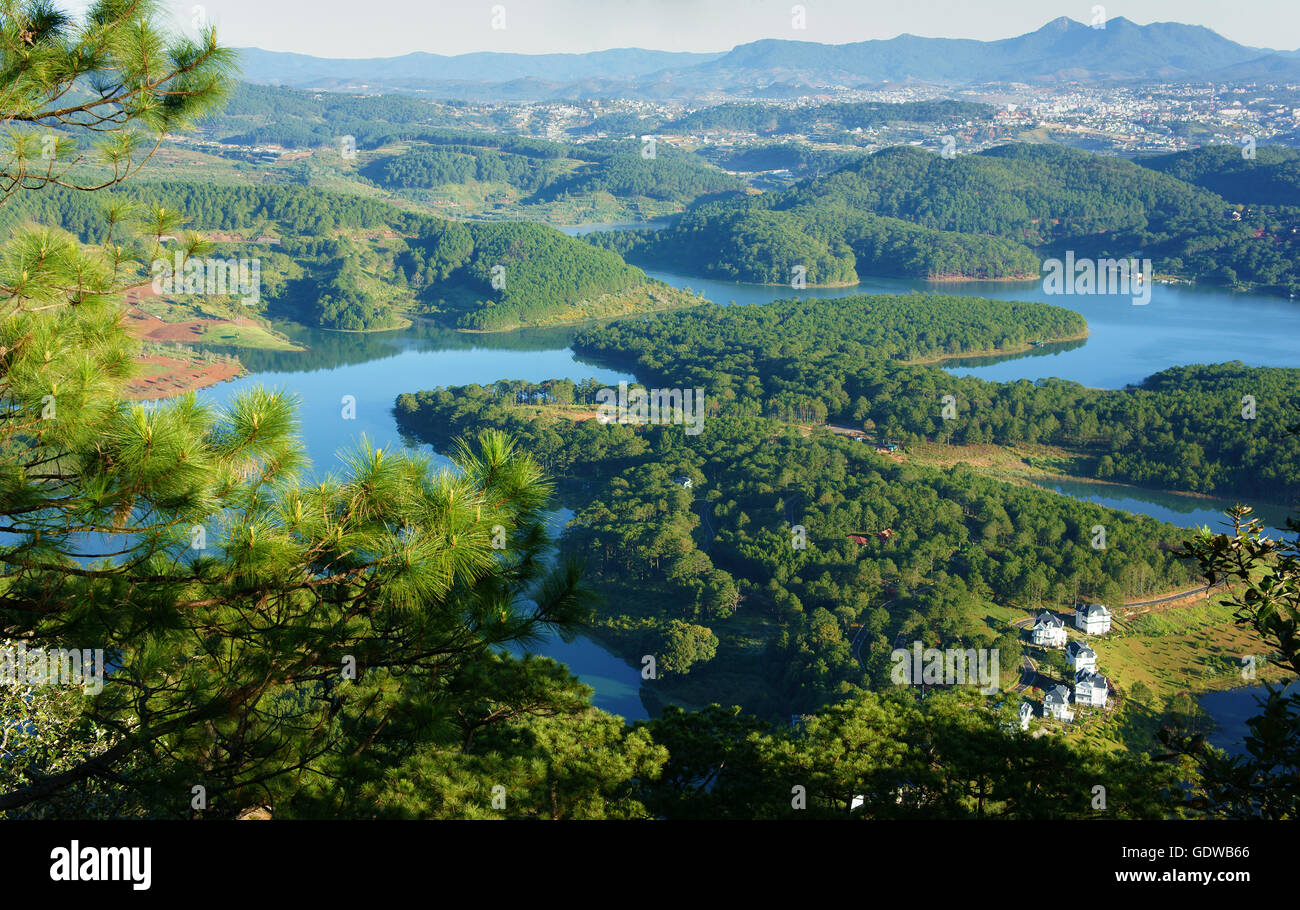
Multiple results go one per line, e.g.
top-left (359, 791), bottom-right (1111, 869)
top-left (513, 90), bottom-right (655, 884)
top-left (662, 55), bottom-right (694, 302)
top-left (235, 47), bottom-right (726, 88)
top-left (236, 17), bottom-right (1300, 97)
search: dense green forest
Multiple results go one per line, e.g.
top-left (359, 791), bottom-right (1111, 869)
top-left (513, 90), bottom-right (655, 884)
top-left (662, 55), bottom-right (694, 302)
top-left (632, 691), bottom-right (1183, 819)
top-left (1140, 144), bottom-right (1300, 206)
top-left (9, 0), bottom-right (1295, 826)
top-left (588, 204), bottom-right (1043, 282)
top-left (363, 137), bottom-right (741, 207)
top-left (663, 100), bottom-right (994, 135)
top-left (363, 144), bottom-right (570, 193)
top-left (1, 182), bottom-right (672, 331)
top-left (601, 143), bottom-right (1300, 292)
top-left (573, 293), bottom-right (1089, 365)
top-left (204, 82), bottom-right (486, 149)
top-left (570, 296), bottom-right (1300, 499)
top-left (404, 218), bottom-right (658, 330)
top-left (529, 150), bottom-right (741, 202)
top-left (395, 384), bottom-right (1198, 718)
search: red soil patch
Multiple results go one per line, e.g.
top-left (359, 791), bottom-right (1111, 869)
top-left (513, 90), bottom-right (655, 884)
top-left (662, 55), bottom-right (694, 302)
top-left (124, 305), bottom-right (251, 343)
top-left (126, 355), bottom-right (241, 400)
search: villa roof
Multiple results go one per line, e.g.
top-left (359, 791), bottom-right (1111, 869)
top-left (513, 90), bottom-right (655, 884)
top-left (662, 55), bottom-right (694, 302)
top-left (1075, 669), bottom-right (1109, 688)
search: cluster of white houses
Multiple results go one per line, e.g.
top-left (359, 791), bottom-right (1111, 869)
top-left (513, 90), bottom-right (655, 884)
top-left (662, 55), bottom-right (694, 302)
top-left (1021, 604), bottom-right (1114, 727)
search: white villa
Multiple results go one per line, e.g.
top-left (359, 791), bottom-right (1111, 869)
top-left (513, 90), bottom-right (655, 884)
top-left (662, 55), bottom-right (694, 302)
top-left (1066, 640), bottom-right (1097, 672)
top-left (1018, 702), bottom-right (1035, 731)
top-left (1031, 612), bottom-right (1067, 648)
top-left (1075, 603), bottom-right (1112, 635)
top-left (1074, 669), bottom-right (1110, 708)
top-left (1044, 685), bottom-right (1074, 722)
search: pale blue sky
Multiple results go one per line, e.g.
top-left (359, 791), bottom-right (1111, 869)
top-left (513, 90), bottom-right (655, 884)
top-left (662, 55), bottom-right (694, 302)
top-left (85, 1), bottom-right (1300, 57)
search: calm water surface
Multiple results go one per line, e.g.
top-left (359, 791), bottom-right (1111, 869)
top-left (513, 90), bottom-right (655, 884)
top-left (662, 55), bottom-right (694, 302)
top-left (1199, 682), bottom-right (1298, 757)
top-left (190, 255), bottom-right (1300, 721)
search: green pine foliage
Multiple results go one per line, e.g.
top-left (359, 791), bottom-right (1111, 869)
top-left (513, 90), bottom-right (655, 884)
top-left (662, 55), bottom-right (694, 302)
top-left (1140, 144), bottom-right (1300, 206)
top-left (3, 181), bottom-right (659, 331)
top-left (395, 388), bottom-right (1196, 716)
top-left (0, 0), bottom-right (640, 820)
top-left (605, 142), bottom-right (1300, 292)
top-left (572, 299), bottom-right (1300, 499)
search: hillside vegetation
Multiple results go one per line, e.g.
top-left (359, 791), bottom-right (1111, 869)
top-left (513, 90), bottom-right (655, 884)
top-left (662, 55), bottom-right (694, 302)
top-left (572, 296), bottom-right (1300, 499)
top-left (3, 182), bottom-right (685, 331)
top-left (599, 143), bottom-right (1300, 292)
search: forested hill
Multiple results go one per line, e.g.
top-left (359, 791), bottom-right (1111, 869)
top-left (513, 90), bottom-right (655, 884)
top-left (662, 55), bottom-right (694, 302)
top-left (587, 202), bottom-right (1043, 284)
top-left (3, 183), bottom-right (677, 332)
top-left (662, 100), bottom-right (994, 135)
top-left (572, 296), bottom-right (1300, 499)
top-left (211, 82), bottom-right (464, 149)
top-left (778, 144), bottom-right (1220, 246)
top-left (573, 294), bottom-right (1088, 368)
top-left (363, 140), bottom-right (741, 206)
top-left (1138, 144), bottom-right (1300, 206)
top-left (394, 387), bottom-right (1199, 718)
top-left (599, 143), bottom-right (1300, 293)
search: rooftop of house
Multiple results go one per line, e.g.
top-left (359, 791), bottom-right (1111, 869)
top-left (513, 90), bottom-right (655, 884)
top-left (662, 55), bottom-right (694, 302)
top-left (1075, 669), bottom-right (1109, 688)
top-left (1066, 640), bottom-right (1096, 658)
top-left (1078, 603), bottom-right (1112, 619)
top-left (1035, 612), bottom-right (1064, 628)
top-left (1045, 685), bottom-right (1071, 705)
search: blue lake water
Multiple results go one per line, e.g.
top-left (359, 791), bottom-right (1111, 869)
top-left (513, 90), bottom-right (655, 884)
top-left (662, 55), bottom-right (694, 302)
top-left (1199, 682), bottom-right (1298, 757)
top-left (640, 270), bottom-right (1300, 389)
top-left (187, 262), bottom-right (1300, 722)
top-left (1032, 479), bottom-right (1294, 542)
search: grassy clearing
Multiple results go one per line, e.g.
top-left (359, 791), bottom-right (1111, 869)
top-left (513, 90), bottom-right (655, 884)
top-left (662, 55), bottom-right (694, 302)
top-left (191, 321), bottom-right (302, 349)
top-left (454, 281), bottom-right (705, 332)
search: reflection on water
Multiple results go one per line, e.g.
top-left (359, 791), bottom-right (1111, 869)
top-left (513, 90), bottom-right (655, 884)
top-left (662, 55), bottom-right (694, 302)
top-left (223, 319), bottom-right (601, 376)
top-left (936, 337), bottom-right (1088, 368)
top-left (1033, 478), bottom-right (1295, 541)
top-left (503, 508), bottom-right (650, 721)
top-left (198, 329), bottom-right (633, 471)
top-left (512, 628), bottom-right (647, 721)
top-left (180, 252), bottom-right (1300, 722)
top-left (642, 268), bottom-right (1300, 390)
top-left (1200, 682), bottom-right (1297, 757)
top-left (195, 328), bottom-right (644, 716)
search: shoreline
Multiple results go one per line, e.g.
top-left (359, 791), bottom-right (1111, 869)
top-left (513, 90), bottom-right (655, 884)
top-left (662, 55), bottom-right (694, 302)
top-left (922, 274), bottom-right (1039, 284)
top-left (906, 327), bottom-right (1091, 366)
top-left (1024, 470), bottom-right (1297, 513)
top-left (316, 316), bottom-right (414, 334)
top-left (448, 282), bottom-right (706, 334)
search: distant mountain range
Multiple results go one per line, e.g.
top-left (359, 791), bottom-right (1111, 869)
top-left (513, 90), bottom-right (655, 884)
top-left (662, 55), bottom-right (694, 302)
top-left (238, 17), bottom-right (1300, 98)
top-left (235, 47), bottom-right (724, 91)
